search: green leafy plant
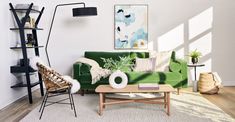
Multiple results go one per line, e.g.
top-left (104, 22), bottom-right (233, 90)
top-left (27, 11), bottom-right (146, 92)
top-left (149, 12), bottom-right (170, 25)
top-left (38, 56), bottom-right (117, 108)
top-left (188, 49), bottom-right (202, 58)
top-left (101, 56), bottom-right (134, 72)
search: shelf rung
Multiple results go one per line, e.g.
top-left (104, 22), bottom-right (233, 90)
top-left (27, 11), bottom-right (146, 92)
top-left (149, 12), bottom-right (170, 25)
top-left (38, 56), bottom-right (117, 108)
top-left (10, 46), bottom-right (44, 49)
top-left (9, 8), bottom-right (42, 13)
top-left (10, 27), bottom-right (43, 30)
top-left (10, 66), bottom-right (37, 73)
top-left (11, 81), bottom-right (41, 88)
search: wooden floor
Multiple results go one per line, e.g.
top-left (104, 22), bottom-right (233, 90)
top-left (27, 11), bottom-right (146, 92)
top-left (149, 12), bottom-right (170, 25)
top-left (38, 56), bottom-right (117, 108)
top-left (202, 86), bottom-right (235, 118)
top-left (0, 87), bottom-right (234, 122)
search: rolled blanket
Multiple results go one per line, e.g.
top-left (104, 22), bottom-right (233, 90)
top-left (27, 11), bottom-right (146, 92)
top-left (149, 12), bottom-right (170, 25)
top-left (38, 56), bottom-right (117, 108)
top-left (212, 72), bottom-right (222, 87)
top-left (76, 57), bottom-right (112, 84)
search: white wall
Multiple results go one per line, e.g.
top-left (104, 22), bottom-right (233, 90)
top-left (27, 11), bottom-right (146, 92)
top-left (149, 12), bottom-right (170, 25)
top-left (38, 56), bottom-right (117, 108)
top-left (1, 0), bottom-right (234, 109)
top-left (0, 0), bottom-right (44, 109)
top-left (212, 0), bottom-right (235, 86)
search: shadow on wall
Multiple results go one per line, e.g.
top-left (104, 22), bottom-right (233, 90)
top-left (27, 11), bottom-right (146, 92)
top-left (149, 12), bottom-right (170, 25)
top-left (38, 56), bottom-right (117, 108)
top-left (155, 7), bottom-right (213, 84)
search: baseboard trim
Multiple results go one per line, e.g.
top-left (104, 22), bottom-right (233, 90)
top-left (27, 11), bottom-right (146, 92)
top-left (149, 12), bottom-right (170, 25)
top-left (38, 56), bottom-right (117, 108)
top-left (222, 81), bottom-right (235, 86)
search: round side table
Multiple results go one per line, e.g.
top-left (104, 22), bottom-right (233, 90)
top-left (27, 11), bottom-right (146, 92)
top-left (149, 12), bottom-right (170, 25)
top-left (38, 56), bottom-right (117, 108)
top-left (187, 64), bottom-right (205, 92)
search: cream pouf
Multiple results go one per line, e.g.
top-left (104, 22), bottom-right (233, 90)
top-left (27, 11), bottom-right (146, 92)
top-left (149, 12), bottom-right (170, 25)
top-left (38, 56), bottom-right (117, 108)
top-left (109, 70), bottom-right (128, 89)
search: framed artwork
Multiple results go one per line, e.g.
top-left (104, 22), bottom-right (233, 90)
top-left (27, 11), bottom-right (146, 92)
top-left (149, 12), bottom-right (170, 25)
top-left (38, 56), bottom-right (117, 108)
top-left (114, 4), bottom-right (148, 49)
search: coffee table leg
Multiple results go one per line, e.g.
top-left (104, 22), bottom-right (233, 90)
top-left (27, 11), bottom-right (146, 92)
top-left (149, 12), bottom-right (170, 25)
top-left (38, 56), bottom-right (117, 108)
top-left (103, 94), bottom-right (106, 109)
top-left (166, 92), bottom-right (170, 116)
top-left (164, 92), bottom-right (166, 108)
top-left (99, 93), bottom-right (104, 116)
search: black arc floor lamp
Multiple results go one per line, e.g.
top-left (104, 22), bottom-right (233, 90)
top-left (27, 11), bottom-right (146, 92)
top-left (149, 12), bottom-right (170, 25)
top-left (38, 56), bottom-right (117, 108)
top-left (45, 2), bottom-right (97, 67)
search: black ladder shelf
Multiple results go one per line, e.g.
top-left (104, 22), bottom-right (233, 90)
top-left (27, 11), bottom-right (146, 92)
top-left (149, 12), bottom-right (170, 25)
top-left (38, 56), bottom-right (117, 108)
top-left (9, 3), bottom-right (44, 104)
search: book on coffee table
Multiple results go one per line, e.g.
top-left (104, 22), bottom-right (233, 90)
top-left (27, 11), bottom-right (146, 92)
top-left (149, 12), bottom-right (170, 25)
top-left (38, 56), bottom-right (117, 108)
top-left (138, 83), bottom-right (159, 90)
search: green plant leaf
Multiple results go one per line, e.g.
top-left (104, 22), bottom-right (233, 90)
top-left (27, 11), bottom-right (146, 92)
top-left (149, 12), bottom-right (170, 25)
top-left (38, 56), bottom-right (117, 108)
top-left (101, 56), bottom-right (134, 72)
top-left (188, 49), bottom-right (202, 58)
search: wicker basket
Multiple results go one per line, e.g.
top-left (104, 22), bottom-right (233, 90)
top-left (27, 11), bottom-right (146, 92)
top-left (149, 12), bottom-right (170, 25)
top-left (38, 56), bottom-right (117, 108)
top-left (198, 72), bottom-right (219, 94)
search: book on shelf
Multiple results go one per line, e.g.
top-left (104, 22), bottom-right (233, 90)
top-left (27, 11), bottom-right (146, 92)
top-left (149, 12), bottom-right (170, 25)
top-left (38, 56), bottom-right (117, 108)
top-left (138, 83), bottom-right (159, 90)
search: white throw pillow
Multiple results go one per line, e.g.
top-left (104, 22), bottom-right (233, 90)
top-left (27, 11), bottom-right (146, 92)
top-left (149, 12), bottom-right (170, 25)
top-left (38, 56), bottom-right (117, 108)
top-left (149, 50), bottom-right (172, 72)
top-left (134, 57), bottom-right (156, 72)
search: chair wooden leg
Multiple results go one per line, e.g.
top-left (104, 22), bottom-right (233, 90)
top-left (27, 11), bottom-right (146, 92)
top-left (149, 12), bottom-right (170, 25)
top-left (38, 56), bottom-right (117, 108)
top-left (177, 88), bottom-right (180, 95)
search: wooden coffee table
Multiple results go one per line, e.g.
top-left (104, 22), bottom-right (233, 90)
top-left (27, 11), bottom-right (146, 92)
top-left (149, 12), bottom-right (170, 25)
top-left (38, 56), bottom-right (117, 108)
top-left (95, 84), bottom-right (176, 116)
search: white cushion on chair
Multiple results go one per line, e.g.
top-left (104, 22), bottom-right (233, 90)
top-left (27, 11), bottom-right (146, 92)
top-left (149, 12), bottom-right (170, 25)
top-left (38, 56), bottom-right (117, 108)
top-left (62, 76), bottom-right (81, 93)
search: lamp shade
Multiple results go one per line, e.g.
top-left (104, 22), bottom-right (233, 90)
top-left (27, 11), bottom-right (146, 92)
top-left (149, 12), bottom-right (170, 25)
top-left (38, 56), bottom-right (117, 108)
top-left (72, 7), bottom-right (97, 17)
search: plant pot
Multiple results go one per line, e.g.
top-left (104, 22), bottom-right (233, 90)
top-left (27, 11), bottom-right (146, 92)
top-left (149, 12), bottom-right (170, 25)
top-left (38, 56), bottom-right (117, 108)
top-left (191, 57), bottom-right (198, 64)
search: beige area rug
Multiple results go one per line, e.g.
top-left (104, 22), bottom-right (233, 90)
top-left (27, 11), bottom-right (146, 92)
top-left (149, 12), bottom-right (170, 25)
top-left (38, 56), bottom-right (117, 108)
top-left (21, 92), bottom-right (234, 122)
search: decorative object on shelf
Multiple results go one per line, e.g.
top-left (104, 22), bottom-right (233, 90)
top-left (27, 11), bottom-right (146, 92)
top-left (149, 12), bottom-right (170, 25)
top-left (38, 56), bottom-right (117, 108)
top-left (101, 56), bottom-right (134, 72)
top-left (114, 4), bottom-right (148, 49)
top-left (30, 17), bottom-right (35, 28)
top-left (45, 2), bottom-right (97, 67)
top-left (19, 58), bottom-right (30, 66)
top-left (21, 16), bottom-right (35, 28)
top-left (26, 34), bottom-right (35, 46)
top-left (21, 16), bottom-right (31, 27)
top-left (188, 49), bottom-right (202, 64)
top-left (109, 70), bottom-right (128, 89)
top-left (198, 72), bottom-right (222, 94)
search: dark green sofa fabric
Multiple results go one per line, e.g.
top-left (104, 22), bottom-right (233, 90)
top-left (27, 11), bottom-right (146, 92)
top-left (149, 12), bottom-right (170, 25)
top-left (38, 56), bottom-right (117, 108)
top-left (73, 51), bottom-right (188, 90)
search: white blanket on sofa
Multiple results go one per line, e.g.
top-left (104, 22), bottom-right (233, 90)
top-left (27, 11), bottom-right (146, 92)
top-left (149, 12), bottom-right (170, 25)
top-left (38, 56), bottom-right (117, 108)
top-left (76, 57), bottom-right (111, 84)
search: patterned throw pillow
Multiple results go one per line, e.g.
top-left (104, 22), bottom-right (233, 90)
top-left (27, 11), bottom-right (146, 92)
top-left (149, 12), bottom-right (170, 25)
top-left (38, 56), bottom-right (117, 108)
top-left (149, 50), bottom-right (172, 72)
top-left (133, 57), bottom-right (156, 72)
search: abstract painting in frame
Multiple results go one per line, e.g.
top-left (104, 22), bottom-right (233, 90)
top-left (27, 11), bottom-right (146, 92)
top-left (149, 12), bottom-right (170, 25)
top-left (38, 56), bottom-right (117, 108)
top-left (115, 4), bottom-right (148, 49)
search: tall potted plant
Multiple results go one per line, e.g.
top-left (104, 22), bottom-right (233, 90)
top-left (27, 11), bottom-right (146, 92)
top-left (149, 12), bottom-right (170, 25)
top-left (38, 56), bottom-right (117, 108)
top-left (188, 49), bottom-right (202, 64)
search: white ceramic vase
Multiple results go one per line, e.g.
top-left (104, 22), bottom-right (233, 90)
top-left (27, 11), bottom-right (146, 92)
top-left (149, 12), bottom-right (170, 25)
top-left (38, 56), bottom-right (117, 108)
top-left (109, 70), bottom-right (128, 89)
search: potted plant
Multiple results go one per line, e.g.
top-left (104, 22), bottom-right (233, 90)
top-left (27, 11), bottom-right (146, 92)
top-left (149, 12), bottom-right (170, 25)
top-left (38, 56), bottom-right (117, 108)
top-left (188, 49), bottom-right (202, 64)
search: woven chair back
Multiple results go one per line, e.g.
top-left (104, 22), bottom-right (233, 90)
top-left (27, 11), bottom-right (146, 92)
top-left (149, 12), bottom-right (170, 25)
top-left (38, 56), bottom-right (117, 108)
top-left (37, 63), bottom-right (71, 91)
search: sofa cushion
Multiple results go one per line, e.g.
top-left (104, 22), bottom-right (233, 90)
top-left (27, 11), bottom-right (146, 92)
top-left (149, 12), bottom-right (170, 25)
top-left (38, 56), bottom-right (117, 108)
top-left (130, 52), bottom-right (149, 59)
top-left (78, 71), bottom-right (182, 87)
top-left (133, 57), bottom-right (156, 72)
top-left (149, 50), bottom-right (172, 72)
top-left (77, 74), bottom-right (109, 84)
top-left (126, 71), bottom-right (182, 84)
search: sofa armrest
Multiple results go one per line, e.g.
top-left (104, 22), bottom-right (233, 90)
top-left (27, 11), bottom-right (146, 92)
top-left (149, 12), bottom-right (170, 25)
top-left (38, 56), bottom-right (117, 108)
top-left (73, 62), bottom-right (91, 80)
top-left (170, 58), bottom-right (188, 88)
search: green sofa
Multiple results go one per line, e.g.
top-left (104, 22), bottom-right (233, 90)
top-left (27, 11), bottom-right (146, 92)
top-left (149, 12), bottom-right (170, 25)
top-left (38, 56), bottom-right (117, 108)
top-left (73, 51), bottom-right (188, 94)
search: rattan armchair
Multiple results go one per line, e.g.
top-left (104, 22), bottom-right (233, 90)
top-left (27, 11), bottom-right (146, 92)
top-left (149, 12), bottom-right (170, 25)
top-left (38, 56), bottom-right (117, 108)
top-left (37, 63), bottom-right (77, 119)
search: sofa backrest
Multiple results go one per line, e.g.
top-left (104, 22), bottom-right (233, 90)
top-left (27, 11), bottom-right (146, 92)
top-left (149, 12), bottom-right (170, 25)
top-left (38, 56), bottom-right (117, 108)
top-left (84, 51), bottom-right (149, 67)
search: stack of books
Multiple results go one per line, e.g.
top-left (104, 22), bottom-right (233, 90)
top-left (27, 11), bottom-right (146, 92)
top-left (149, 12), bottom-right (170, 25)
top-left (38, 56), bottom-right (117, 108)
top-left (138, 83), bottom-right (159, 90)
